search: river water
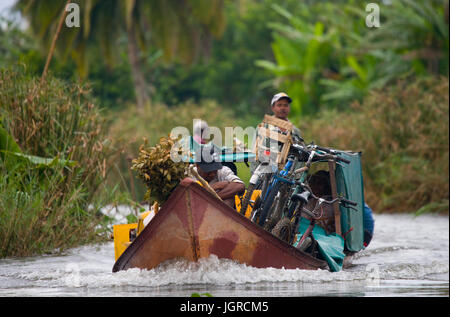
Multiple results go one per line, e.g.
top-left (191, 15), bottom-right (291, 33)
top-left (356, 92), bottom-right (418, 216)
top-left (0, 213), bottom-right (448, 297)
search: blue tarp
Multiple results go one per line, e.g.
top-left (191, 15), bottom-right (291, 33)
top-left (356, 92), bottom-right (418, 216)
top-left (293, 217), bottom-right (346, 272)
top-left (180, 137), bottom-right (256, 163)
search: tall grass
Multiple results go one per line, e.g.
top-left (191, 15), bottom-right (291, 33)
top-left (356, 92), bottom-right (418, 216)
top-left (0, 163), bottom-right (102, 257)
top-left (0, 69), bottom-right (117, 257)
top-left (297, 76), bottom-right (449, 214)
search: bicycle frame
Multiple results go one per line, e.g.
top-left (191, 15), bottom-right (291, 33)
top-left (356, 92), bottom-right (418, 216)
top-left (261, 158), bottom-right (295, 201)
top-left (252, 153), bottom-right (303, 226)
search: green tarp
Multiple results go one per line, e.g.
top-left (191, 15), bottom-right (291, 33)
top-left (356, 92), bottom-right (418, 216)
top-left (336, 151), bottom-right (365, 253)
top-left (293, 217), bottom-right (346, 272)
top-left (292, 151), bottom-right (366, 271)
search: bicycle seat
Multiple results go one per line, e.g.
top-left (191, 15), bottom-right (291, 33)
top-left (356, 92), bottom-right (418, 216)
top-left (290, 144), bottom-right (310, 161)
top-left (291, 191), bottom-right (310, 204)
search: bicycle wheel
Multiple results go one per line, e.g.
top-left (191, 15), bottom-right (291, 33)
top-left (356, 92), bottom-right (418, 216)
top-left (263, 193), bottom-right (281, 231)
top-left (258, 172), bottom-right (272, 200)
top-left (271, 217), bottom-right (293, 244)
top-left (264, 185), bottom-right (289, 231)
top-left (258, 181), bottom-right (282, 227)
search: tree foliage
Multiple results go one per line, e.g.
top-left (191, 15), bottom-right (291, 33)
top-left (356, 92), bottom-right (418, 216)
top-left (257, 0), bottom-right (449, 115)
top-left (8, 0), bottom-right (447, 116)
top-left (14, 0), bottom-right (227, 107)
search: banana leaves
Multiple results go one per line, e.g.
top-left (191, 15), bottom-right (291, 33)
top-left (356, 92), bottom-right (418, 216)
top-left (0, 122), bottom-right (75, 169)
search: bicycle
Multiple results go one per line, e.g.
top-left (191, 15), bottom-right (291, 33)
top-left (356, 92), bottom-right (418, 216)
top-left (271, 182), bottom-right (358, 250)
top-left (267, 144), bottom-right (351, 239)
top-left (284, 144), bottom-right (350, 215)
top-left (250, 143), bottom-right (310, 229)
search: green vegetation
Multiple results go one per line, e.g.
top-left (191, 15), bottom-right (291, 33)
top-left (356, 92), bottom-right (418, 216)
top-left (0, 69), bottom-right (117, 257)
top-left (14, 0), bottom-right (227, 108)
top-left (258, 0), bottom-right (449, 115)
top-left (131, 136), bottom-right (189, 204)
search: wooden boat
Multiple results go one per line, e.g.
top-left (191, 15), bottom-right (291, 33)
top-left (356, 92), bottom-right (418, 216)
top-left (112, 178), bottom-right (327, 272)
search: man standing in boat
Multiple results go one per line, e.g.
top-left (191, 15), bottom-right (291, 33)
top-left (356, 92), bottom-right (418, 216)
top-left (251, 92), bottom-right (304, 173)
top-left (194, 145), bottom-right (245, 209)
top-left (269, 92), bottom-right (303, 144)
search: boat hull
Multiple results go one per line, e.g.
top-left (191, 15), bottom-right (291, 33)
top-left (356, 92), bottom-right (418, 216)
top-left (112, 178), bottom-right (327, 272)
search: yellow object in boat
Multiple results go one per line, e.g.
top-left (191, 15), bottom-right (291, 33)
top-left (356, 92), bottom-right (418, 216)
top-left (113, 205), bottom-right (158, 261)
top-left (137, 209), bottom-right (157, 234)
top-left (198, 180), bottom-right (261, 218)
top-left (235, 189), bottom-right (261, 219)
top-left (113, 223), bottom-right (137, 261)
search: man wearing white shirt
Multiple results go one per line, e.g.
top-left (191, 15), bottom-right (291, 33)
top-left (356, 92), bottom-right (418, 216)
top-left (195, 146), bottom-right (245, 208)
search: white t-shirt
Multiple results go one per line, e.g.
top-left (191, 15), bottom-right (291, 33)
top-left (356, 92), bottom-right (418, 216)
top-left (194, 166), bottom-right (243, 185)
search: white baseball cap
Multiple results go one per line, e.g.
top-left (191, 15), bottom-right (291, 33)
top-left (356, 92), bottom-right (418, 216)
top-left (271, 92), bottom-right (292, 106)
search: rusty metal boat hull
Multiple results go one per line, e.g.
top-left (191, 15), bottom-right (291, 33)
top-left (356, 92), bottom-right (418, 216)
top-left (112, 178), bottom-right (327, 272)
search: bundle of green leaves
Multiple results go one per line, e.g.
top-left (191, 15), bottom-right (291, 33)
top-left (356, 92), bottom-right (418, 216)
top-left (131, 136), bottom-right (188, 205)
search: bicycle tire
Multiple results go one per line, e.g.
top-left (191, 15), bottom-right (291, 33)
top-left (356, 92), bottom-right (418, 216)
top-left (258, 181), bottom-right (282, 227)
top-left (286, 197), bottom-right (299, 219)
top-left (258, 172), bottom-right (272, 198)
top-left (271, 217), bottom-right (293, 243)
top-left (264, 185), bottom-right (289, 231)
top-left (240, 183), bottom-right (255, 216)
top-left (263, 194), bottom-right (281, 231)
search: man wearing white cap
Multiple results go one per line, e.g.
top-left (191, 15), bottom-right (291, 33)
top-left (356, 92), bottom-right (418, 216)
top-left (270, 92), bottom-right (302, 144)
top-left (250, 92), bottom-right (303, 174)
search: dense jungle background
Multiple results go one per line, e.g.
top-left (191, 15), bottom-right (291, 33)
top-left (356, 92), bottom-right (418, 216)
top-left (0, 0), bottom-right (448, 257)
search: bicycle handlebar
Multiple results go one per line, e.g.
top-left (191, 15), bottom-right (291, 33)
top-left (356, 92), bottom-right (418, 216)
top-left (316, 153), bottom-right (350, 164)
top-left (290, 144), bottom-right (350, 164)
top-left (314, 145), bottom-right (335, 154)
top-left (339, 197), bottom-right (358, 206)
top-left (290, 144), bottom-right (310, 159)
top-left (307, 144), bottom-right (351, 164)
top-left (335, 156), bottom-right (351, 164)
top-left (297, 182), bottom-right (358, 208)
top-left (300, 193), bottom-right (358, 219)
